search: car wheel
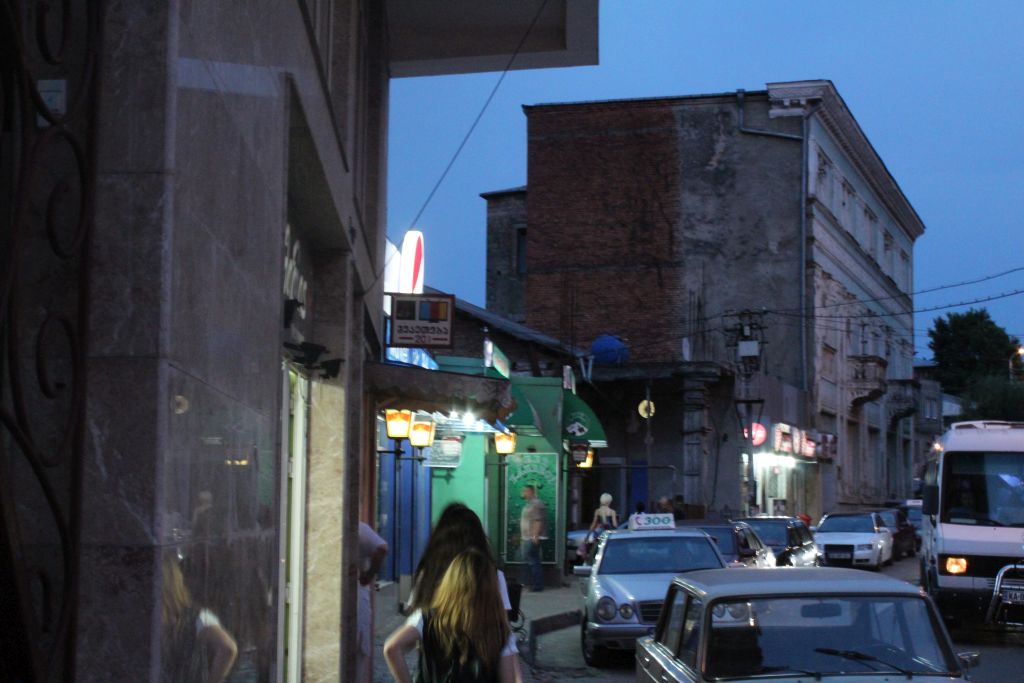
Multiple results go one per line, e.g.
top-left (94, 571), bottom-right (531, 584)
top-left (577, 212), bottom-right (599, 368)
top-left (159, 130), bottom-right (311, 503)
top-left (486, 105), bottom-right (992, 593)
top-left (580, 616), bottom-right (609, 667)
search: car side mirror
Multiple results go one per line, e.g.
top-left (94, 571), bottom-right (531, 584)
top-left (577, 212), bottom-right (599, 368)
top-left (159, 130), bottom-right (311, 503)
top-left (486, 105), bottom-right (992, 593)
top-left (922, 485), bottom-right (938, 515)
top-left (957, 651), bottom-right (981, 669)
top-left (738, 547), bottom-right (756, 558)
top-left (573, 565), bottom-right (592, 577)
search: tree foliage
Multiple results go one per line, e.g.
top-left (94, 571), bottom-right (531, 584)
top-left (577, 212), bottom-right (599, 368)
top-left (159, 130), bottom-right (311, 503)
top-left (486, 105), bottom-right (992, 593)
top-left (961, 376), bottom-right (1024, 422)
top-left (927, 308), bottom-right (1020, 396)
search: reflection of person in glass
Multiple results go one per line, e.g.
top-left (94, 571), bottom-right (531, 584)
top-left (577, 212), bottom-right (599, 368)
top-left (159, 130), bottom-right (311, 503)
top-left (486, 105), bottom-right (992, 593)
top-left (519, 485), bottom-right (546, 592)
top-left (161, 555), bottom-right (237, 683)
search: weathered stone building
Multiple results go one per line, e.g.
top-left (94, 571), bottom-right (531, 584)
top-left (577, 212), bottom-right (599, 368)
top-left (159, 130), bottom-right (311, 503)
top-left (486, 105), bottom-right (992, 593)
top-left (484, 80), bottom-right (924, 523)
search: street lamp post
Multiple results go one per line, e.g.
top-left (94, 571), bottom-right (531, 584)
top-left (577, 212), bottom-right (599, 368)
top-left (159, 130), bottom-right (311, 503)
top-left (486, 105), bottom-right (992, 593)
top-left (1010, 346), bottom-right (1024, 381)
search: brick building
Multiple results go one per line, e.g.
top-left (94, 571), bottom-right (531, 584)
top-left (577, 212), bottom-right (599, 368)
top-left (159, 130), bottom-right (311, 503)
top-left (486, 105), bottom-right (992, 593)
top-left (484, 80), bottom-right (925, 523)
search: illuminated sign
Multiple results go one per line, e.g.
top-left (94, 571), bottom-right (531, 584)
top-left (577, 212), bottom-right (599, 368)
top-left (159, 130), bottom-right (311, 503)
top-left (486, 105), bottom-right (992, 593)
top-left (628, 513), bottom-right (675, 531)
top-left (398, 230), bottom-right (425, 294)
top-left (772, 423), bottom-right (817, 459)
top-left (388, 293), bottom-right (454, 348)
top-left (484, 339), bottom-right (511, 378)
top-left (743, 422), bottom-right (768, 447)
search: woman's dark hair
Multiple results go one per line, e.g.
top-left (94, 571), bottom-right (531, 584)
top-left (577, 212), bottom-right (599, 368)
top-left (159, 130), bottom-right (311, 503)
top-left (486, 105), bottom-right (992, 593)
top-left (410, 502), bottom-right (494, 612)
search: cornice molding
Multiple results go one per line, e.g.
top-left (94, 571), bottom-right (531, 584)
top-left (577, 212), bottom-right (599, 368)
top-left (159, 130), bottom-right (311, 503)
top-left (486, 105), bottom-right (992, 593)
top-left (767, 81), bottom-right (926, 242)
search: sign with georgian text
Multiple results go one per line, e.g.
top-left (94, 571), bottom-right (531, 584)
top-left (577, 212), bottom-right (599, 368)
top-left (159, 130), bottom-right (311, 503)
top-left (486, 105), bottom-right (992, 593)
top-left (388, 293), bottom-right (454, 348)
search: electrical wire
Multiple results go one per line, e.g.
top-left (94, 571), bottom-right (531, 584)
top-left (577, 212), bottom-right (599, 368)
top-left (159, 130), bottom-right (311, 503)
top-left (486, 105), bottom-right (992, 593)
top-left (365, 0), bottom-right (551, 294)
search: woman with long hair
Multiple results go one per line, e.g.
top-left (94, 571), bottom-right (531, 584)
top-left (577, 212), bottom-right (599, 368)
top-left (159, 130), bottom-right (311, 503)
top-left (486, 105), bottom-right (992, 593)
top-left (384, 548), bottom-right (520, 682)
top-left (406, 503), bottom-right (511, 615)
top-left (160, 555), bottom-right (238, 683)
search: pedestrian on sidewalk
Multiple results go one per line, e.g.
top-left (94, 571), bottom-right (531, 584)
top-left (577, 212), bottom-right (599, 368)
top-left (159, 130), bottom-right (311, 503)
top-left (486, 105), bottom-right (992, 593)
top-left (406, 503), bottom-right (513, 618)
top-left (384, 548), bottom-right (523, 682)
top-left (519, 485), bottom-right (547, 592)
top-left (588, 492), bottom-right (618, 536)
top-left (358, 521), bottom-right (388, 683)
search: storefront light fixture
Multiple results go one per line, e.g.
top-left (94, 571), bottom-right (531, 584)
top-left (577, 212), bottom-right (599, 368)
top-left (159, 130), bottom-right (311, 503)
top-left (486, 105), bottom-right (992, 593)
top-left (576, 449), bottom-right (595, 468)
top-left (753, 452), bottom-right (797, 470)
top-left (494, 430), bottom-right (517, 455)
top-left (408, 414), bottom-right (437, 448)
top-left (462, 411), bottom-right (476, 429)
top-left (384, 409), bottom-right (413, 440)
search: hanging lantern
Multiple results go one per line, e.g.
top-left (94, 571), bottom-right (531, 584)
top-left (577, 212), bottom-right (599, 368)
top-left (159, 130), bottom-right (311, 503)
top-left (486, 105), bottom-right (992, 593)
top-left (494, 431), bottom-right (517, 455)
top-left (384, 409), bottom-right (413, 440)
top-left (408, 415), bottom-right (437, 448)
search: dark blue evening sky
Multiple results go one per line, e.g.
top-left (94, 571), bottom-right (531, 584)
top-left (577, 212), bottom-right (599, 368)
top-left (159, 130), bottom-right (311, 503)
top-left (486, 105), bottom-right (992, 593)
top-left (387, 1), bottom-right (1023, 358)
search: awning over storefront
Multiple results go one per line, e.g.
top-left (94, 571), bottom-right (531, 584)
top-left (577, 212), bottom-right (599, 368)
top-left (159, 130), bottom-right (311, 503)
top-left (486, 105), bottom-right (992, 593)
top-left (506, 385), bottom-right (543, 436)
top-left (562, 390), bottom-right (607, 448)
top-left (365, 361), bottom-right (513, 423)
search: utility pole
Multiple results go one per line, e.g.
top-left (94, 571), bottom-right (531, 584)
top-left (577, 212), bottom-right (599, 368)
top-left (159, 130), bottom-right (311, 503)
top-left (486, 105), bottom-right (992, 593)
top-left (726, 311), bottom-right (767, 517)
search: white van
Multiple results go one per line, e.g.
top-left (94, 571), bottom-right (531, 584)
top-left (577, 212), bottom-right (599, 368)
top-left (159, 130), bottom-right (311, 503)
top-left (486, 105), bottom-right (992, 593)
top-left (920, 421), bottom-right (1024, 626)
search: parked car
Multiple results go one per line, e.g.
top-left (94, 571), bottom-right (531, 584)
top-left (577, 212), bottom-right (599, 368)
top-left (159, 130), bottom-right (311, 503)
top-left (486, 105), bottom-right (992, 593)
top-left (735, 516), bottom-right (822, 567)
top-left (566, 520), bottom-right (629, 566)
top-left (675, 519), bottom-right (776, 567)
top-left (636, 567), bottom-right (979, 682)
top-left (872, 507), bottom-right (916, 558)
top-left (813, 512), bottom-right (893, 570)
top-left (573, 527), bottom-right (727, 666)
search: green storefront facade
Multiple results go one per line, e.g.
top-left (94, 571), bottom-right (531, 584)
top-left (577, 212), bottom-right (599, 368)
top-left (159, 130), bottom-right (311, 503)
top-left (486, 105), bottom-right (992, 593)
top-left (431, 357), bottom-right (605, 583)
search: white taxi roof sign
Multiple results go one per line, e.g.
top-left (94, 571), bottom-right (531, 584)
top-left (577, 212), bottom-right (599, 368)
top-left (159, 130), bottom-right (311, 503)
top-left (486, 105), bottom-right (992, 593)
top-left (629, 512), bottom-right (676, 531)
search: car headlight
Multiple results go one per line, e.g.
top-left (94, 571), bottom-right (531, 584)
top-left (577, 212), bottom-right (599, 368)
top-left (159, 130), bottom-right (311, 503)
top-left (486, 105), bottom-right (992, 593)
top-left (619, 603), bottom-right (634, 619)
top-left (945, 557), bottom-right (968, 574)
top-left (856, 544), bottom-right (873, 551)
top-left (596, 596), bottom-right (617, 621)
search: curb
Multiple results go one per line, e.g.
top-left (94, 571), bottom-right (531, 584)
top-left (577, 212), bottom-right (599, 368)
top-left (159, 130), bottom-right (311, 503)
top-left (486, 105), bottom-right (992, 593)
top-left (521, 609), bottom-right (582, 666)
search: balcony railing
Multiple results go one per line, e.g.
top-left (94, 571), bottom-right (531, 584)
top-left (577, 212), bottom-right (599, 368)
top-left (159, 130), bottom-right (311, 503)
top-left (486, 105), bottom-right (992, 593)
top-left (848, 355), bottom-right (888, 408)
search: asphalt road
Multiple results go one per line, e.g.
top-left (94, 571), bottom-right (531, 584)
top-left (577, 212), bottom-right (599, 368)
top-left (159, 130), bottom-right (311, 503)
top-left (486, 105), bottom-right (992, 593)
top-left (530, 555), bottom-right (1024, 683)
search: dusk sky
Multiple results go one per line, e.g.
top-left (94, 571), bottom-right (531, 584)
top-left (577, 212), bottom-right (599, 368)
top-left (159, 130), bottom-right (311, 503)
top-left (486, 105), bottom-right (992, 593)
top-left (387, 1), bottom-right (1023, 359)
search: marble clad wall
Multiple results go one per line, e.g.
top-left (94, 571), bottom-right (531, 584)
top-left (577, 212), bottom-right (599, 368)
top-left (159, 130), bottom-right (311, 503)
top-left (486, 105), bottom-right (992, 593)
top-left (81, 0), bottom-right (381, 681)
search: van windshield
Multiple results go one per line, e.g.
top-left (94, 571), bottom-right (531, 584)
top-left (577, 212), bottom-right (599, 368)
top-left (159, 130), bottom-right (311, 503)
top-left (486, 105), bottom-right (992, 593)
top-left (942, 452), bottom-right (1024, 527)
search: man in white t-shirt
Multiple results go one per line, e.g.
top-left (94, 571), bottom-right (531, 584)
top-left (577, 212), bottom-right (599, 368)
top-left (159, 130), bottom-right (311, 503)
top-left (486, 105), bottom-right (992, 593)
top-left (357, 522), bottom-right (387, 682)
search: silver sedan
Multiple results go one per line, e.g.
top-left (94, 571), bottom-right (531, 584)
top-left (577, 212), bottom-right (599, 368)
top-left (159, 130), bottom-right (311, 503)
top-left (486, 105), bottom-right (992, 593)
top-left (573, 528), bottom-right (727, 667)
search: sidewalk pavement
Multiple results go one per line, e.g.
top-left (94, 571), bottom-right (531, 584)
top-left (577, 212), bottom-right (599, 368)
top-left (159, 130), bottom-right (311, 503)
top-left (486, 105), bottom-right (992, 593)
top-left (371, 576), bottom-right (585, 682)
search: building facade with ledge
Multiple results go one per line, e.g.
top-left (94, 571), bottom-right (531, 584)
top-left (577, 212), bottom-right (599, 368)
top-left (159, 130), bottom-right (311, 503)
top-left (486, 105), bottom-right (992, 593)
top-left (483, 80), bottom-right (924, 523)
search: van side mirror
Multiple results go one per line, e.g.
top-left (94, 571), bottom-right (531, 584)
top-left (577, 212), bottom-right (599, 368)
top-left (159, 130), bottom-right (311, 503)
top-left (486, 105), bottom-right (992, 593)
top-left (922, 485), bottom-right (938, 515)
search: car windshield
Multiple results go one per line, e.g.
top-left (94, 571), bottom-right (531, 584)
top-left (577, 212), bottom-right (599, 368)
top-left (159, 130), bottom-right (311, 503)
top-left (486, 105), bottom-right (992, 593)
top-left (598, 537), bottom-right (723, 574)
top-left (876, 510), bottom-right (898, 527)
top-left (817, 515), bottom-right (874, 533)
top-left (704, 595), bottom-right (959, 679)
top-left (942, 451), bottom-right (1024, 527)
top-left (743, 520), bottom-right (787, 547)
top-left (698, 527), bottom-right (736, 556)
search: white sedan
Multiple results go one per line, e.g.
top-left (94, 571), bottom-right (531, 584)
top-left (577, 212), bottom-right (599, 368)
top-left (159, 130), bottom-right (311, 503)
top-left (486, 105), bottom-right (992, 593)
top-left (813, 512), bottom-right (893, 571)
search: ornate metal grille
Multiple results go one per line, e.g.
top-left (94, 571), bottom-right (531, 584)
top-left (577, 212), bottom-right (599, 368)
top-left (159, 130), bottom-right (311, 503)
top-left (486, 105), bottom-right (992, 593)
top-left (1, 2), bottom-right (100, 680)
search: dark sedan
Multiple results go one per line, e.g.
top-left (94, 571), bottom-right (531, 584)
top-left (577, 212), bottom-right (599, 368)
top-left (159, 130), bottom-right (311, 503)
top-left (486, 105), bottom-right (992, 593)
top-left (736, 516), bottom-right (822, 567)
top-left (873, 507), bottom-right (916, 558)
top-left (674, 519), bottom-right (775, 567)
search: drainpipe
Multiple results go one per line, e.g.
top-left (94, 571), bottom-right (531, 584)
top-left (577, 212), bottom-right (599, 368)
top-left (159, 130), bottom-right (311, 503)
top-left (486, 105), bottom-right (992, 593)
top-left (735, 90), bottom-right (819, 391)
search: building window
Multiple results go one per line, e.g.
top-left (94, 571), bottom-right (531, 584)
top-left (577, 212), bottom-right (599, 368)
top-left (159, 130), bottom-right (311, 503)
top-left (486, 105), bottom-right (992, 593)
top-left (515, 227), bottom-right (527, 275)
